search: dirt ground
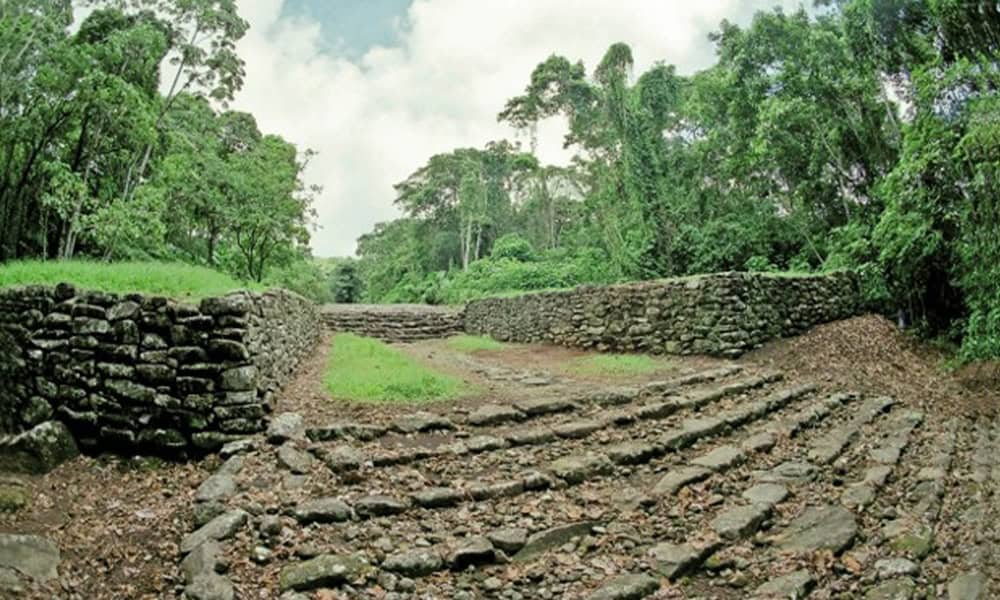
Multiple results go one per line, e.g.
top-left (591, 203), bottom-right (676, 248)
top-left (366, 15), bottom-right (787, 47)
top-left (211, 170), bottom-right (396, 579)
top-left (1, 314), bottom-right (994, 599)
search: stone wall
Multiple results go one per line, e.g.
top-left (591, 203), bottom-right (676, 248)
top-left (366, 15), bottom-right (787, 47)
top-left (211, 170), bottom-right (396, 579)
top-left (0, 285), bottom-right (320, 454)
top-left (464, 271), bottom-right (860, 357)
top-left (322, 304), bottom-right (464, 342)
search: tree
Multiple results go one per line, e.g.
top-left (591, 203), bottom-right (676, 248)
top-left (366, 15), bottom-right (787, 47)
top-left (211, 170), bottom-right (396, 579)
top-left (330, 260), bottom-right (363, 303)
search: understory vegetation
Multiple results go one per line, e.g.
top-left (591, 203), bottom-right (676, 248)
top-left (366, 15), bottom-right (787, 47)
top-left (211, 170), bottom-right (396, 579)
top-left (0, 260), bottom-right (258, 300)
top-left (0, 1), bottom-right (327, 297)
top-left (324, 334), bottom-right (467, 403)
top-left (355, 1), bottom-right (1000, 363)
top-left (566, 354), bottom-right (671, 378)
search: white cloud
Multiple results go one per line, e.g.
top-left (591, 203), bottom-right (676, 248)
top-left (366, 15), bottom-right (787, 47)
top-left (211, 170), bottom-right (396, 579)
top-left (230, 0), bottom-right (804, 257)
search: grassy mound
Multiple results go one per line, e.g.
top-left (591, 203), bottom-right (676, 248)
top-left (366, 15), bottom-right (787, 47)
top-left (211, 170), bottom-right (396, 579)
top-left (0, 260), bottom-right (259, 301)
top-left (566, 353), bottom-right (671, 377)
top-left (446, 335), bottom-right (506, 352)
top-left (324, 333), bottom-right (466, 403)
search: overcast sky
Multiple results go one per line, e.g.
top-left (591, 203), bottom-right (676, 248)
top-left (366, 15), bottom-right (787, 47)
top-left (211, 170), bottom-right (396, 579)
top-left (222, 0), bottom-right (804, 257)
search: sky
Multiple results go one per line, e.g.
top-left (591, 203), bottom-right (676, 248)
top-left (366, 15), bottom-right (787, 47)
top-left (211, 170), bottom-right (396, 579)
top-left (222, 0), bottom-right (806, 257)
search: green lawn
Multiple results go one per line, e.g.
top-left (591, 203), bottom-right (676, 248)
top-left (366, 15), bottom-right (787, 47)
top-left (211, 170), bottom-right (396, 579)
top-left (566, 353), bottom-right (671, 377)
top-left (0, 260), bottom-right (260, 301)
top-left (325, 333), bottom-right (467, 403)
top-left (446, 334), bottom-right (506, 352)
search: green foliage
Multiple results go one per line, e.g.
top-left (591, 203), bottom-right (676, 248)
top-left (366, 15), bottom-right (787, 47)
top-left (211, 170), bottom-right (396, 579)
top-left (352, 3), bottom-right (1000, 363)
top-left (323, 334), bottom-right (467, 403)
top-left (0, 260), bottom-right (259, 301)
top-left (264, 259), bottom-right (332, 304)
top-left (566, 354), bottom-right (672, 378)
top-left (0, 3), bottom-right (316, 291)
top-left (490, 234), bottom-right (535, 262)
top-left (330, 260), bottom-right (363, 303)
top-left (446, 335), bottom-right (506, 352)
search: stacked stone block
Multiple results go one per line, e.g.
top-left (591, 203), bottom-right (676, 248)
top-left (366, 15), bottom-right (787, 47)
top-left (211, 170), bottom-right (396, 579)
top-left (463, 272), bottom-right (860, 357)
top-left (321, 304), bottom-right (464, 342)
top-left (0, 285), bottom-right (319, 453)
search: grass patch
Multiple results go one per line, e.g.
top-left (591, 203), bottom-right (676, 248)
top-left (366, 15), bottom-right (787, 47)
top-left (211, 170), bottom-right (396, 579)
top-left (566, 353), bottom-right (670, 377)
top-left (446, 334), bottom-right (506, 352)
top-left (325, 333), bottom-right (466, 403)
top-left (0, 260), bottom-right (260, 301)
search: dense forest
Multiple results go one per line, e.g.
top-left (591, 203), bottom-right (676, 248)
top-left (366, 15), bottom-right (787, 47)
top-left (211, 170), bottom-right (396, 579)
top-left (0, 0), bottom-right (327, 294)
top-left (2, 1), bottom-right (998, 362)
top-left (355, 0), bottom-right (1000, 362)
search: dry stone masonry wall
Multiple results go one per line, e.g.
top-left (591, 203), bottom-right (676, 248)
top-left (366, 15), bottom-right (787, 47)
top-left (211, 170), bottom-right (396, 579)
top-left (322, 304), bottom-right (463, 343)
top-left (0, 285), bottom-right (320, 455)
top-left (464, 271), bottom-right (860, 357)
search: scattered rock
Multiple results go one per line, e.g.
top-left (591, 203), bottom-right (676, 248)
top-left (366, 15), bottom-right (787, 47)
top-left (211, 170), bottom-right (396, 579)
top-left (392, 412), bottom-right (453, 434)
top-left (448, 536), bottom-right (494, 570)
top-left (468, 405), bottom-right (524, 426)
top-left (948, 571), bottom-right (986, 599)
top-left (382, 549), bottom-right (443, 577)
top-left (652, 466), bottom-right (711, 496)
top-left (278, 554), bottom-right (365, 592)
top-left (411, 487), bottom-right (463, 509)
top-left (710, 503), bottom-right (771, 540)
top-left (649, 541), bottom-right (718, 580)
top-left (753, 569), bottom-right (814, 598)
top-left (515, 522), bottom-right (597, 561)
top-left (0, 534), bottom-right (60, 583)
top-left (772, 505), bottom-right (857, 554)
top-left (181, 510), bottom-right (249, 554)
top-left (355, 495), bottom-right (407, 518)
top-left (293, 497), bottom-right (353, 524)
top-left (267, 413), bottom-right (304, 444)
top-left (548, 453), bottom-right (613, 484)
top-left (864, 577), bottom-right (915, 600)
top-left (587, 573), bottom-right (659, 600)
top-left (487, 528), bottom-right (528, 554)
top-left (691, 445), bottom-right (745, 471)
top-left (742, 483), bottom-right (788, 507)
top-left (277, 444), bottom-right (315, 475)
top-left (0, 421), bottom-right (79, 474)
top-left (184, 573), bottom-right (234, 600)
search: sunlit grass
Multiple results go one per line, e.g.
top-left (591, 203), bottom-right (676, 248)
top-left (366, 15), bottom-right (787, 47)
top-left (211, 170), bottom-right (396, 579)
top-left (324, 333), bottom-right (467, 403)
top-left (0, 260), bottom-right (261, 301)
top-left (565, 353), bottom-right (671, 377)
top-left (446, 334), bottom-right (506, 352)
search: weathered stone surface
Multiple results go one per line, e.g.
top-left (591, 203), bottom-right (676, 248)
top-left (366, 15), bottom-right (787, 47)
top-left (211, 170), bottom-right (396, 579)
top-left (875, 558), bottom-right (918, 579)
top-left (194, 472), bottom-right (236, 503)
top-left (411, 487), bottom-right (463, 509)
top-left (711, 503), bottom-right (771, 540)
top-left (354, 495), bottom-right (407, 518)
top-left (487, 528), bottom-right (528, 554)
top-left (447, 536), bottom-right (494, 570)
top-left (184, 573), bottom-right (234, 600)
top-left (649, 541), bottom-right (718, 580)
top-left (772, 505), bottom-right (857, 554)
top-left (587, 574), bottom-right (659, 600)
top-left (463, 272), bottom-right (860, 357)
top-left (753, 569), bottom-right (814, 599)
top-left (506, 427), bottom-right (557, 446)
top-left (948, 571), bottom-right (986, 599)
top-left (467, 404), bottom-right (524, 426)
top-left (548, 453), bottom-right (614, 484)
top-left (756, 461), bottom-right (817, 485)
top-left (306, 422), bottom-right (386, 442)
top-left (742, 483), bottom-right (788, 507)
top-left (606, 441), bottom-right (661, 465)
top-left (267, 413), bottom-right (304, 444)
top-left (514, 397), bottom-right (578, 416)
top-left (277, 444), bottom-right (315, 474)
top-left (278, 554), bottom-right (365, 592)
top-left (293, 498), bottom-right (352, 524)
top-left (392, 412), bottom-right (453, 434)
top-left (1, 420), bottom-right (78, 475)
top-left (554, 420), bottom-right (603, 439)
top-left (181, 540), bottom-right (224, 583)
top-left (0, 534), bottom-right (60, 583)
top-left (864, 578), bottom-right (915, 600)
top-left (465, 435), bottom-right (507, 453)
top-left (514, 522), bottom-right (597, 561)
top-left (652, 466), bottom-right (711, 496)
top-left (382, 549), bottom-right (443, 577)
top-left (180, 510), bottom-right (249, 554)
top-left (691, 445), bottom-right (744, 471)
top-left (315, 445), bottom-right (363, 473)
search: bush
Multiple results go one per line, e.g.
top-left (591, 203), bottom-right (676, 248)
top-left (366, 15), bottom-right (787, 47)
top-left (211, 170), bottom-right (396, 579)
top-left (490, 233), bottom-right (536, 262)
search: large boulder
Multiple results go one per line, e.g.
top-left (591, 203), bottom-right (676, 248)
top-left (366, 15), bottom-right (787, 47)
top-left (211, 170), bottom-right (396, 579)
top-left (0, 421), bottom-right (79, 474)
top-left (0, 534), bottom-right (60, 590)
